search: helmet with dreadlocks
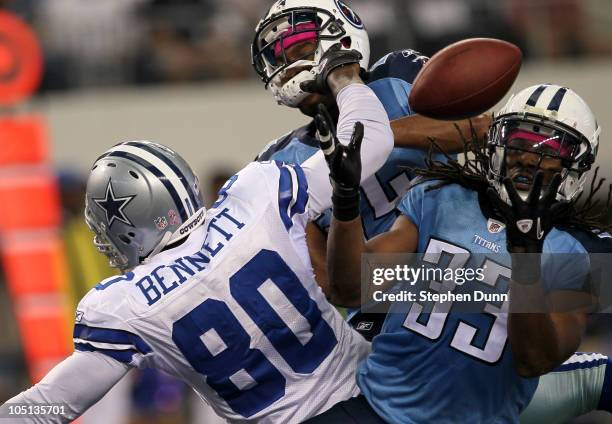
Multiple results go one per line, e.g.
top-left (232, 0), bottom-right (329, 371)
top-left (487, 84), bottom-right (600, 204)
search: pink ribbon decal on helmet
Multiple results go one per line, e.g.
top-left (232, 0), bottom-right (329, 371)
top-left (506, 130), bottom-right (572, 159)
top-left (273, 22), bottom-right (317, 58)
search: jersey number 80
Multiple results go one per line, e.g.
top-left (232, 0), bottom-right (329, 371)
top-left (172, 249), bottom-right (337, 418)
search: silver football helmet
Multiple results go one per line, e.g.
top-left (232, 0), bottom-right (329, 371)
top-left (85, 141), bottom-right (205, 272)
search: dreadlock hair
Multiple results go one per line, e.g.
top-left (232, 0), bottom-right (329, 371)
top-left (410, 121), bottom-right (489, 193)
top-left (566, 167), bottom-right (612, 232)
top-left (409, 121), bottom-right (612, 234)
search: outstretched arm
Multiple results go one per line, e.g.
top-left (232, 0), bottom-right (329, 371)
top-left (327, 214), bottom-right (418, 307)
top-left (300, 47), bottom-right (393, 218)
top-left (0, 352), bottom-right (129, 423)
top-left (391, 113), bottom-right (492, 153)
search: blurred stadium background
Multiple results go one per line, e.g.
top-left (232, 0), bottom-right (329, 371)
top-left (0, 0), bottom-right (611, 422)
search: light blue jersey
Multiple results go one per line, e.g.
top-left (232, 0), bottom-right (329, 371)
top-left (357, 181), bottom-right (590, 423)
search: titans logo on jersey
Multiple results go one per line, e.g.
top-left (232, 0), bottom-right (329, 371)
top-left (257, 49), bottom-right (448, 239)
top-left (74, 162), bottom-right (370, 423)
top-left (356, 181), bottom-right (591, 424)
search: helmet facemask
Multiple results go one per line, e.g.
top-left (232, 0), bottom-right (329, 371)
top-left (252, 2), bottom-right (369, 107)
top-left (487, 112), bottom-right (595, 204)
top-left (85, 200), bottom-right (131, 272)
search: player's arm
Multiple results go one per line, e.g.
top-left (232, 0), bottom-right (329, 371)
top-left (305, 87), bottom-right (416, 306)
top-left (509, 303), bottom-right (587, 377)
top-left (300, 46), bottom-right (393, 217)
top-left (306, 222), bottom-right (330, 295)
top-left (488, 173), bottom-right (589, 377)
top-left (0, 351), bottom-right (129, 423)
top-left (391, 113), bottom-right (492, 153)
top-left (327, 215), bottom-right (417, 307)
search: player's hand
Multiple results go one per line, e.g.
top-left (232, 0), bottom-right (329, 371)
top-left (486, 172), bottom-right (569, 253)
top-left (301, 44), bottom-right (363, 95)
top-left (315, 103), bottom-right (364, 221)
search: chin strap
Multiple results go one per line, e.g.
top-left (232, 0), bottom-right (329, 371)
top-left (144, 207), bottom-right (207, 262)
top-left (271, 62), bottom-right (316, 107)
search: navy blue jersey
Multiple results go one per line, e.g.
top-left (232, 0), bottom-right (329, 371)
top-left (563, 228), bottom-right (612, 253)
top-left (357, 181), bottom-right (590, 424)
top-left (257, 49), bottom-right (449, 239)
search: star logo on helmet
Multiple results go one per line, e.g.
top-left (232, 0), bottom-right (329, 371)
top-left (93, 180), bottom-right (136, 228)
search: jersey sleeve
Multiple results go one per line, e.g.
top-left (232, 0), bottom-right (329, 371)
top-left (367, 50), bottom-right (428, 121)
top-left (396, 180), bottom-right (429, 227)
top-left (0, 351), bottom-right (129, 424)
top-left (272, 161), bottom-right (310, 230)
top-left (238, 161), bottom-right (310, 232)
top-left (301, 84), bottom-right (393, 217)
top-left (368, 50), bottom-right (428, 84)
top-left (255, 131), bottom-right (294, 161)
top-left (74, 288), bottom-right (153, 368)
top-left (542, 234), bottom-right (590, 292)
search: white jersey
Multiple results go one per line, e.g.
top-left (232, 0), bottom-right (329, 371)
top-left (74, 161), bottom-right (371, 423)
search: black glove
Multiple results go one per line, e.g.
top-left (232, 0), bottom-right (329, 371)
top-left (301, 43), bottom-right (363, 94)
top-left (486, 172), bottom-right (569, 253)
top-left (315, 103), bottom-right (364, 221)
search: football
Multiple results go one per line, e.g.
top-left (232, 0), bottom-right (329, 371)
top-left (408, 38), bottom-right (522, 120)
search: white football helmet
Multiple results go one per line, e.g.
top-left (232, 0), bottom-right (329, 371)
top-left (251, 0), bottom-right (370, 107)
top-left (488, 84), bottom-right (600, 203)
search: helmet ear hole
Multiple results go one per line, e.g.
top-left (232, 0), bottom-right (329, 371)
top-left (129, 171), bottom-right (139, 179)
top-left (340, 36), bottom-right (351, 48)
top-left (118, 234), bottom-right (131, 245)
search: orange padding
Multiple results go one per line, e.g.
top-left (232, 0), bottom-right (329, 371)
top-left (0, 115), bottom-right (48, 165)
top-left (1, 231), bottom-right (69, 296)
top-left (0, 172), bottom-right (61, 230)
top-left (29, 357), bottom-right (71, 385)
top-left (15, 302), bottom-right (73, 381)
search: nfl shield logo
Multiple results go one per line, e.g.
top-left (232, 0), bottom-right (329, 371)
top-left (487, 218), bottom-right (505, 234)
top-left (154, 216), bottom-right (168, 230)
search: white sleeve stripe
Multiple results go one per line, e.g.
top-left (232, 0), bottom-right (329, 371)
top-left (287, 166), bottom-right (299, 214)
top-left (563, 353), bottom-right (608, 365)
top-left (73, 338), bottom-right (138, 352)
